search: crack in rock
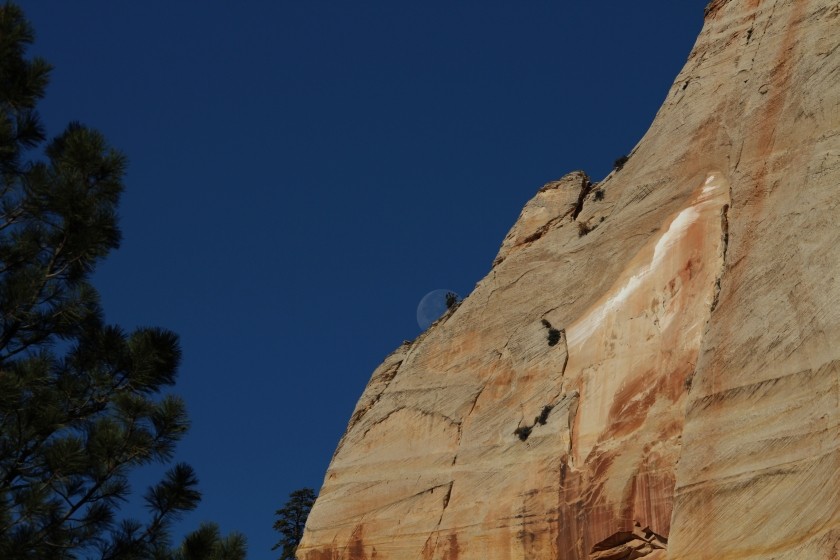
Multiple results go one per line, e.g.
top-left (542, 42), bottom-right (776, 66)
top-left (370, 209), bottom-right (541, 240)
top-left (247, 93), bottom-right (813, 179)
top-left (590, 522), bottom-right (667, 560)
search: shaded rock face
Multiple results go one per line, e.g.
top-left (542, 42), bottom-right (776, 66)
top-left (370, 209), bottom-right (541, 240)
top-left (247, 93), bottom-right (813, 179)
top-left (298, 1), bottom-right (840, 559)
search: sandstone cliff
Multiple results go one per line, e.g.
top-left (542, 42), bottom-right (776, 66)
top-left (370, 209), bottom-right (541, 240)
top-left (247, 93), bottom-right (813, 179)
top-left (298, 1), bottom-right (840, 558)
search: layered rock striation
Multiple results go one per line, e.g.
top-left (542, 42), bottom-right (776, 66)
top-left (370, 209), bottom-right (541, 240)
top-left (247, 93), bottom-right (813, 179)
top-left (298, 1), bottom-right (840, 558)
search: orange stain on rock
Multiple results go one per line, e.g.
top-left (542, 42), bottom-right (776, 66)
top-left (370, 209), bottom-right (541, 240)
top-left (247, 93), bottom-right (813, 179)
top-left (559, 174), bottom-right (730, 550)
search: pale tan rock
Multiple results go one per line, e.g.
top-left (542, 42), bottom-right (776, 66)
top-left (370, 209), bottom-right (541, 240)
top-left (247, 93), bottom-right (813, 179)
top-left (493, 171), bottom-right (591, 266)
top-left (297, 1), bottom-right (840, 558)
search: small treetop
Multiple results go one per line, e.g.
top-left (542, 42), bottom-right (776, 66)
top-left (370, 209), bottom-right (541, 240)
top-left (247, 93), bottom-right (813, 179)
top-left (272, 488), bottom-right (317, 560)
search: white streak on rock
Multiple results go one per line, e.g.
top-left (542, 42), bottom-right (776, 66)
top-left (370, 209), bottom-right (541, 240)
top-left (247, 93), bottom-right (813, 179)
top-left (567, 176), bottom-right (724, 350)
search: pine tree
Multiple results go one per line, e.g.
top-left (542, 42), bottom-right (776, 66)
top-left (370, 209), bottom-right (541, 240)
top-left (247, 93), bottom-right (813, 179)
top-left (0, 4), bottom-right (245, 558)
top-left (272, 488), bottom-right (316, 560)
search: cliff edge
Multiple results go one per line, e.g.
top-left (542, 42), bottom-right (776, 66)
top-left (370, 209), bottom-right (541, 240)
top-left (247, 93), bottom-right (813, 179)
top-left (298, 1), bottom-right (840, 558)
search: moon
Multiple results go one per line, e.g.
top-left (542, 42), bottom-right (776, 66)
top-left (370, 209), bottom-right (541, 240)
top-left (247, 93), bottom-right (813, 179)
top-left (417, 289), bottom-right (458, 330)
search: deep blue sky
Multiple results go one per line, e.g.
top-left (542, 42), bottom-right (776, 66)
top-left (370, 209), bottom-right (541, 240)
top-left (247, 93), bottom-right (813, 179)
top-left (19, 2), bottom-right (706, 557)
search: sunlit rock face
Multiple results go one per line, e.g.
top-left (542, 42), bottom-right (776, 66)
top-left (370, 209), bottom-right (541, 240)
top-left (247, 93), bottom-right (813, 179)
top-left (297, 1), bottom-right (840, 558)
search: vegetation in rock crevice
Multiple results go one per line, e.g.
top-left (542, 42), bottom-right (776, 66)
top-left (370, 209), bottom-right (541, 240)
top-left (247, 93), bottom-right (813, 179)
top-left (540, 319), bottom-right (563, 346)
top-left (613, 154), bottom-right (630, 171)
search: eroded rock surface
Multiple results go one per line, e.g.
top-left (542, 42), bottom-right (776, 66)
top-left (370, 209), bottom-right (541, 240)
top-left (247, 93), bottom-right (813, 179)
top-left (298, 1), bottom-right (840, 558)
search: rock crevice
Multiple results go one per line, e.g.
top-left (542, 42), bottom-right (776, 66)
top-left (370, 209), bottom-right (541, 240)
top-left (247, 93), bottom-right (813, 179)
top-left (590, 523), bottom-right (667, 560)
